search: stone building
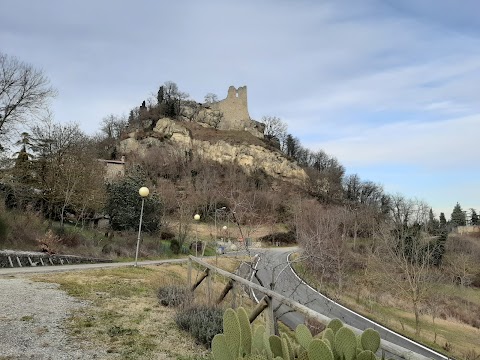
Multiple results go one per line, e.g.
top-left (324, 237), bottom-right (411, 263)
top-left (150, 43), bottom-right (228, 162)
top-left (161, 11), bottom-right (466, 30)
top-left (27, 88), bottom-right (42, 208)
top-left (203, 86), bottom-right (264, 138)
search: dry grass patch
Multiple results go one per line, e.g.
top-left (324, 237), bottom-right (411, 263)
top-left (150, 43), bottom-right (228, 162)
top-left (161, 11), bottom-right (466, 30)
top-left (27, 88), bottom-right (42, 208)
top-left (32, 257), bottom-right (253, 359)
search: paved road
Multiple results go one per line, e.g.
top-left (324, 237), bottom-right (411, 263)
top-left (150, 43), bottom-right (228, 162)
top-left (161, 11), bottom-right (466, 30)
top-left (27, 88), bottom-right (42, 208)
top-left (250, 247), bottom-right (448, 360)
top-left (0, 258), bottom-right (188, 277)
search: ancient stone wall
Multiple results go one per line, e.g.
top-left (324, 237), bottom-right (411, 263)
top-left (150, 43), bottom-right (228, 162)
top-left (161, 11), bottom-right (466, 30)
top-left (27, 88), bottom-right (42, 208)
top-left (210, 86), bottom-right (263, 138)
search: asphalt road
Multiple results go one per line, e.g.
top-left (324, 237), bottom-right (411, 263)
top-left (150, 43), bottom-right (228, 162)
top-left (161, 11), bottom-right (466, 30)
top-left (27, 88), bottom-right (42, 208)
top-left (250, 247), bottom-right (448, 360)
top-left (0, 258), bottom-right (188, 277)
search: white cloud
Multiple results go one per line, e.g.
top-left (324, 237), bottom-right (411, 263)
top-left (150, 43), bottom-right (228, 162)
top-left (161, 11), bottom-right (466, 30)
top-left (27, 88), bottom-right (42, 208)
top-left (309, 114), bottom-right (478, 169)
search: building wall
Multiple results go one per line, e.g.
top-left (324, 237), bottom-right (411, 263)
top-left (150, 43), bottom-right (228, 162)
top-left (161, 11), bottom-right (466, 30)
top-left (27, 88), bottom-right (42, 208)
top-left (455, 225), bottom-right (480, 234)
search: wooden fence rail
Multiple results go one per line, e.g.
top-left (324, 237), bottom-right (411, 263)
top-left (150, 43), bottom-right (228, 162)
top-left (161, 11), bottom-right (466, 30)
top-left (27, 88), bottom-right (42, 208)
top-left (188, 255), bottom-right (435, 360)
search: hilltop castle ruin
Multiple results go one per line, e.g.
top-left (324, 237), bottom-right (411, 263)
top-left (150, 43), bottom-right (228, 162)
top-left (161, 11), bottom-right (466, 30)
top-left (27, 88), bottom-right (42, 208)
top-left (201, 86), bottom-right (264, 138)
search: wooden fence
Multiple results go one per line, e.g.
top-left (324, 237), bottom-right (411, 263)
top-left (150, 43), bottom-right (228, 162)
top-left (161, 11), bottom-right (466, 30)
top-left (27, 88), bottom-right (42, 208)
top-left (187, 255), bottom-right (438, 360)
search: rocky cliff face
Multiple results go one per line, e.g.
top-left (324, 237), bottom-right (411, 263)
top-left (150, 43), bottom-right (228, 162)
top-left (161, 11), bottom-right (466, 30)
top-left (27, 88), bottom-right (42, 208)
top-left (120, 118), bottom-right (308, 186)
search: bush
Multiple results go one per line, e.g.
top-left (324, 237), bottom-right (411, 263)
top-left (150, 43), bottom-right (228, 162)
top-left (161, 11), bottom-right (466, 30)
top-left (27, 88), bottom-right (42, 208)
top-left (170, 239), bottom-right (181, 254)
top-left (175, 305), bottom-right (223, 347)
top-left (157, 285), bottom-right (192, 307)
top-left (259, 231), bottom-right (296, 245)
top-left (0, 215), bottom-right (8, 244)
top-left (105, 167), bottom-right (162, 232)
top-left (160, 230), bottom-right (175, 240)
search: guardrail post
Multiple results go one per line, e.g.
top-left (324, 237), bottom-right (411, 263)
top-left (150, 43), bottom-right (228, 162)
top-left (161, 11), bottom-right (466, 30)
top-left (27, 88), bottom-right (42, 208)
top-left (265, 296), bottom-right (275, 335)
top-left (187, 258), bottom-right (192, 288)
top-left (207, 268), bottom-right (212, 304)
top-left (249, 296), bottom-right (269, 323)
top-left (231, 280), bottom-right (238, 308)
top-left (191, 269), bottom-right (209, 292)
top-left (216, 279), bottom-right (234, 304)
top-left (7, 256), bottom-right (13, 268)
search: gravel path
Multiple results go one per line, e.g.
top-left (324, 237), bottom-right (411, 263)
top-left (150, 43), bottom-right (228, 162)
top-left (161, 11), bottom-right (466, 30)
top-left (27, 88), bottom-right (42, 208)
top-left (0, 277), bottom-right (102, 359)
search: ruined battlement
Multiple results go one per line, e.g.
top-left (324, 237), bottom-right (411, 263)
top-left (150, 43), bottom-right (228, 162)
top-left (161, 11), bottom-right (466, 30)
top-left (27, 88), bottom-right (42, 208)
top-left (209, 85), bottom-right (263, 137)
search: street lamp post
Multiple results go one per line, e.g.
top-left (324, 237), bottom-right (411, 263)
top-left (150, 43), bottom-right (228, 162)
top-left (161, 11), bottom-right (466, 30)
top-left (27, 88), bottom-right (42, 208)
top-left (194, 213), bottom-right (200, 257)
top-left (214, 206), bottom-right (226, 244)
top-left (134, 186), bottom-right (149, 267)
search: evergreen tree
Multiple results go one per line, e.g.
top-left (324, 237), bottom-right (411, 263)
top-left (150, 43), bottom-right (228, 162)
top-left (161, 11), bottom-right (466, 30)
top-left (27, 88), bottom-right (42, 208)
top-left (439, 212), bottom-right (447, 228)
top-left (157, 85), bottom-right (165, 104)
top-left (470, 208), bottom-right (479, 225)
top-left (451, 202), bottom-right (466, 226)
top-left (105, 168), bottom-right (162, 232)
top-left (427, 208), bottom-right (439, 234)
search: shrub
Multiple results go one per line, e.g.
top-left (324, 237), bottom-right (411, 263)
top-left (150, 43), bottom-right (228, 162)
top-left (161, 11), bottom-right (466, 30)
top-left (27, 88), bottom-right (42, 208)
top-left (259, 231), bottom-right (296, 245)
top-left (0, 215), bottom-right (8, 244)
top-left (160, 230), bottom-right (175, 240)
top-left (170, 239), bottom-right (181, 254)
top-left (157, 285), bottom-right (192, 307)
top-left (175, 305), bottom-right (223, 347)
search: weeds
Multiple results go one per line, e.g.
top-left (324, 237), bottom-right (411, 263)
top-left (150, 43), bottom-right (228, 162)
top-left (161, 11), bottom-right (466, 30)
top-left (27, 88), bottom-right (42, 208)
top-left (157, 284), bottom-right (192, 307)
top-left (175, 305), bottom-right (224, 348)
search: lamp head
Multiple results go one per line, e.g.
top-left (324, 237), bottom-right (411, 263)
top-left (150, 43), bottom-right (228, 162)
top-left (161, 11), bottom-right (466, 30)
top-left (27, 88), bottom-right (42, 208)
top-left (194, 214), bottom-right (200, 221)
top-left (139, 187), bottom-right (150, 197)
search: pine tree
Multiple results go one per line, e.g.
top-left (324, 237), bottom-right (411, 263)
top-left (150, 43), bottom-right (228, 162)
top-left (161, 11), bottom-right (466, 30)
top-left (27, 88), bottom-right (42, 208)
top-left (451, 202), bottom-right (466, 226)
top-left (427, 208), bottom-right (439, 234)
top-left (439, 212), bottom-right (447, 228)
top-left (470, 209), bottom-right (479, 225)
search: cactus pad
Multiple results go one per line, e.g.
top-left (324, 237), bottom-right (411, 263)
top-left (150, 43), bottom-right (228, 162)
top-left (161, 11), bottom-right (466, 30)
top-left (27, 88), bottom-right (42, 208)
top-left (308, 339), bottom-right (334, 360)
top-left (327, 319), bottom-right (344, 334)
top-left (334, 327), bottom-right (357, 360)
top-left (295, 324), bottom-right (313, 349)
top-left (360, 329), bottom-right (381, 353)
top-left (357, 350), bottom-right (378, 360)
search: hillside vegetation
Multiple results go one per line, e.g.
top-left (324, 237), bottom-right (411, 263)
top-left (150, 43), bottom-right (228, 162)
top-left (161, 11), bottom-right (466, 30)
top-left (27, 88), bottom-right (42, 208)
top-left (1, 74), bottom-right (479, 358)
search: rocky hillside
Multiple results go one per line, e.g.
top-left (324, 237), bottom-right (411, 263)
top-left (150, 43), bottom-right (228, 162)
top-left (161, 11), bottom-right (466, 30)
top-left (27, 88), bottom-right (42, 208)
top-left (119, 117), bottom-right (308, 186)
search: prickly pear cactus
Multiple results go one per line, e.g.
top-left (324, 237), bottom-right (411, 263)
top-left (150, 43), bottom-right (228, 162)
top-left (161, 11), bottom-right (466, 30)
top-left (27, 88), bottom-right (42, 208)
top-left (322, 328), bottom-right (335, 349)
top-left (357, 350), bottom-right (378, 360)
top-left (308, 339), bottom-right (334, 360)
top-left (223, 308), bottom-right (241, 358)
top-left (269, 335), bottom-right (283, 358)
top-left (334, 327), bottom-right (357, 360)
top-left (238, 307), bottom-right (252, 356)
top-left (360, 329), bottom-right (381, 353)
top-left (295, 324), bottom-right (313, 350)
top-left (212, 334), bottom-right (232, 360)
top-left (281, 334), bottom-right (294, 360)
top-left (327, 319), bottom-right (344, 334)
top-left (243, 355), bottom-right (269, 360)
top-left (252, 325), bottom-right (266, 355)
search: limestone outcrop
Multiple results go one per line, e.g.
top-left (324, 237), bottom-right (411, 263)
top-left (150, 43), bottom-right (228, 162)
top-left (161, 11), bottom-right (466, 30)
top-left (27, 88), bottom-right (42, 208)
top-left (120, 118), bottom-right (308, 186)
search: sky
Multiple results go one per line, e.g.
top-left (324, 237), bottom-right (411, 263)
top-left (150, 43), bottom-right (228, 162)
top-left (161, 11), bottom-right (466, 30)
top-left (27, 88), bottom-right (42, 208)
top-left (1, 0), bottom-right (478, 219)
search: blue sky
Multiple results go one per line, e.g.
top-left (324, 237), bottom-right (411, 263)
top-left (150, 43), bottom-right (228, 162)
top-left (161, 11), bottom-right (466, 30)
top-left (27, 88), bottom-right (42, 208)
top-left (1, 0), bottom-right (478, 218)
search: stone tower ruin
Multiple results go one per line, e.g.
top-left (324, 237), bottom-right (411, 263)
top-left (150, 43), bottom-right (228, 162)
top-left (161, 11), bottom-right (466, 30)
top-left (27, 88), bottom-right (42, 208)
top-left (210, 86), bottom-right (263, 138)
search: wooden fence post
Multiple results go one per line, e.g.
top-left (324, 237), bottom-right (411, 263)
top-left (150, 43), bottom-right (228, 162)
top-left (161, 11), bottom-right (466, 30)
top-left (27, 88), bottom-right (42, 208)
top-left (191, 269), bottom-right (209, 292)
top-left (216, 279), bottom-right (234, 304)
top-left (187, 258), bottom-right (192, 288)
top-left (249, 296), bottom-right (269, 323)
top-left (231, 281), bottom-right (238, 308)
top-left (207, 268), bottom-right (212, 304)
top-left (265, 296), bottom-right (275, 335)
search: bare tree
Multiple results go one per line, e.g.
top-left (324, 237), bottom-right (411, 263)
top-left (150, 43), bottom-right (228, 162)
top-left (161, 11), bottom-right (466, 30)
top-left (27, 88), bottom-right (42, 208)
top-left (376, 197), bottom-right (439, 336)
top-left (204, 93), bottom-right (218, 105)
top-left (0, 53), bottom-right (56, 140)
top-left (295, 200), bottom-right (350, 291)
top-left (101, 114), bottom-right (128, 139)
top-left (261, 116), bottom-right (287, 142)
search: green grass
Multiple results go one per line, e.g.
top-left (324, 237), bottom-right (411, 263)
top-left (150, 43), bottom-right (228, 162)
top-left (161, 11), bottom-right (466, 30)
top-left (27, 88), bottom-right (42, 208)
top-left (292, 253), bottom-right (480, 360)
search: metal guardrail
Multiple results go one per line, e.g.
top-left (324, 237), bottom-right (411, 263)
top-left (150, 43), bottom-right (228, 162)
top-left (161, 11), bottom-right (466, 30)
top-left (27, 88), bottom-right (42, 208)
top-left (189, 255), bottom-right (437, 360)
top-left (0, 250), bottom-right (112, 268)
